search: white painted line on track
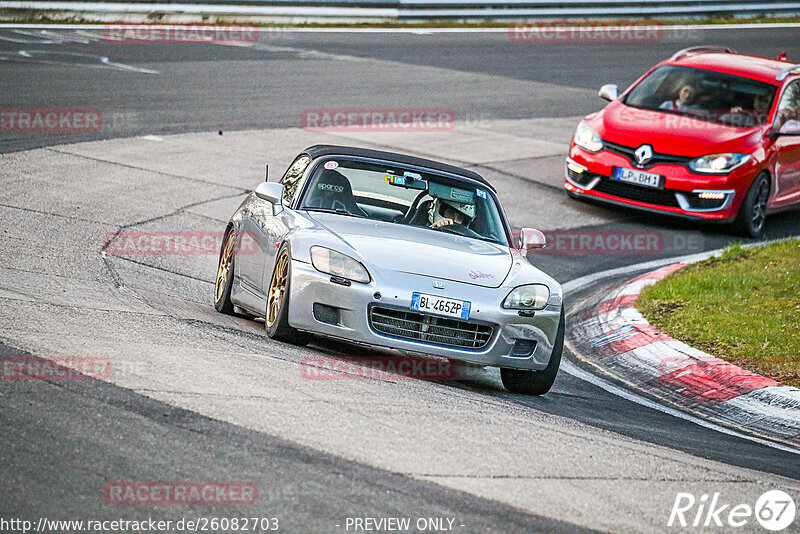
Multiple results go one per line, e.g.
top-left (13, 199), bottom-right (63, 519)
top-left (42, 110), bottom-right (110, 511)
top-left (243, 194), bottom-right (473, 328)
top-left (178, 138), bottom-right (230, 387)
top-left (561, 249), bottom-right (717, 294)
top-left (560, 359), bottom-right (800, 456)
top-left (10, 49), bottom-right (160, 73)
top-left (562, 236), bottom-right (800, 455)
top-left (3, 22), bottom-right (800, 32)
top-left (0, 28), bottom-right (91, 43)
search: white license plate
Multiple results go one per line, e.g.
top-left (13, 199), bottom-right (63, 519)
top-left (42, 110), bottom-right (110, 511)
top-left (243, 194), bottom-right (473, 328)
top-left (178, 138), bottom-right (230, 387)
top-left (613, 167), bottom-right (662, 189)
top-left (410, 292), bottom-right (471, 320)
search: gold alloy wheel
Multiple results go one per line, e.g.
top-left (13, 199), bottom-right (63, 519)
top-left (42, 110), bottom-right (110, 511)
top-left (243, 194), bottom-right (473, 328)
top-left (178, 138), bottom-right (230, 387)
top-left (214, 231), bottom-right (236, 303)
top-left (266, 251), bottom-right (289, 328)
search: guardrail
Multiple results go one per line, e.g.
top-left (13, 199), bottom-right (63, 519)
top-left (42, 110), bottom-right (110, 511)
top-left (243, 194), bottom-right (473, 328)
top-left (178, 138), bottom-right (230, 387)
top-left (3, 0), bottom-right (800, 19)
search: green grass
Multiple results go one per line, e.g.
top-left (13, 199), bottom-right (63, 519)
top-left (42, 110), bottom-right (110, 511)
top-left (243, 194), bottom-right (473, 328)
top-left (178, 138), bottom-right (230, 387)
top-left (638, 239), bottom-right (800, 387)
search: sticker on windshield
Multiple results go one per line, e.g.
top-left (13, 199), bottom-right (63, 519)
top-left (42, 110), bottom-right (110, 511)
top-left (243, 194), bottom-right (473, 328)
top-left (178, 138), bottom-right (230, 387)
top-left (324, 161), bottom-right (339, 169)
top-left (449, 187), bottom-right (473, 203)
top-left (476, 189), bottom-right (487, 199)
top-left (385, 173), bottom-right (405, 185)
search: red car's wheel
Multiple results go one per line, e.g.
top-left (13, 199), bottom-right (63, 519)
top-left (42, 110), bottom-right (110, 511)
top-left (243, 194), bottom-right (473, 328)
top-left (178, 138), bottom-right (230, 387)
top-left (733, 173), bottom-right (770, 238)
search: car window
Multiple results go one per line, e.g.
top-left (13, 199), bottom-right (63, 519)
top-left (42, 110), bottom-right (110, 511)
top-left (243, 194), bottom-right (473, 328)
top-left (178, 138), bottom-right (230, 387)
top-left (279, 154), bottom-right (311, 207)
top-left (776, 80), bottom-right (800, 133)
top-left (624, 65), bottom-right (778, 127)
top-left (298, 158), bottom-right (509, 246)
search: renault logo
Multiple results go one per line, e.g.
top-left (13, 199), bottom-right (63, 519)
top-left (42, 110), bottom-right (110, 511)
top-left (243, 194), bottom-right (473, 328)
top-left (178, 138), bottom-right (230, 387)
top-left (634, 144), bottom-right (654, 166)
top-left (432, 280), bottom-right (445, 289)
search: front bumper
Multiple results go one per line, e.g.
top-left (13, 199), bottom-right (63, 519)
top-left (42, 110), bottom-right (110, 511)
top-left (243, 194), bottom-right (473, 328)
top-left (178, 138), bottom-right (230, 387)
top-left (288, 260), bottom-right (562, 371)
top-left (565, 145), bottom-right (755, 222)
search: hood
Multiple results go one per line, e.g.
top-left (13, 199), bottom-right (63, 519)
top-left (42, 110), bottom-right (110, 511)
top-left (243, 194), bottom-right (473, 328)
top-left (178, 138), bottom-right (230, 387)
top-left (307, 212), bottom-right (512, 288)
top-left (592, 103), bottom-right (763, 157)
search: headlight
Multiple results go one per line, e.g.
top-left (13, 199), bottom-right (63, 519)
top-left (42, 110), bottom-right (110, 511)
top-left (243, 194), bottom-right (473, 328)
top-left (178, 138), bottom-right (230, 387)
top-left (502, 284), bottom-right (550, 310)
top-left (310, 246), bottom-right (371, 283)
top-left (573, 121), bottom-right (603, 153)
top-left (688, 153), bottom-right (750, 174)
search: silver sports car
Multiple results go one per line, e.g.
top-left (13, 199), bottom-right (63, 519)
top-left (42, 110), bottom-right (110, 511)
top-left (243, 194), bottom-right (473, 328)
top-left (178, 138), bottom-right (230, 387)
top-left (215, 145), bottom-right (564, 394)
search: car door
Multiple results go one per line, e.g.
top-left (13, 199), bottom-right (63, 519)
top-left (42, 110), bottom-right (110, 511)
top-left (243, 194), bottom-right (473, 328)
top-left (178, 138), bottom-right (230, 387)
top-left (256, 154), bottom-right (313, 290)
top-left (771, 79), bottom-right (800, 208)
top-left (236, 154), bottom-right (311, 297)
top-left (236, 197), bottom-right (274, 298)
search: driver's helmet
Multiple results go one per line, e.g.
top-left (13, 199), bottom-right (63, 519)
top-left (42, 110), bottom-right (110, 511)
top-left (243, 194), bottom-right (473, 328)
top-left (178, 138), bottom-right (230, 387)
top-left (428, 198), bottom-right (476, 225)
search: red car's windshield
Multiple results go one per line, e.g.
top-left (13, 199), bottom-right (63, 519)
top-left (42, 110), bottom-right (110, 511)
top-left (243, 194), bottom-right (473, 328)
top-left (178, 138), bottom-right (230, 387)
top-left (623, 65), bottom-right (779, 128)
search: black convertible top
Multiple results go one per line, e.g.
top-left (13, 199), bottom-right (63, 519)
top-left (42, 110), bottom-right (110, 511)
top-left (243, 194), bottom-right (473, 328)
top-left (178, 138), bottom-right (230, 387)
top-left (302, 145), bottom-right (494, 191)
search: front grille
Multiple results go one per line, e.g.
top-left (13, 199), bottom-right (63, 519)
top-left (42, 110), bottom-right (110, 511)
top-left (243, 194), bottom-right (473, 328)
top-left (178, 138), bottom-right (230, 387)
top-left (604, 141), bottom-right (693, 169)
top-left (369, 306), bottom-right (493, 350)
top-left (593, 178), bottom-right (681, 208)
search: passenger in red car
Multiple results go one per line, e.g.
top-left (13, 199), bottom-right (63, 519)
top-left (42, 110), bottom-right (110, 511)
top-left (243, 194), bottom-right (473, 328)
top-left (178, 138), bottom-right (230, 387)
top-left (659, 84), bottom-right (698, 112)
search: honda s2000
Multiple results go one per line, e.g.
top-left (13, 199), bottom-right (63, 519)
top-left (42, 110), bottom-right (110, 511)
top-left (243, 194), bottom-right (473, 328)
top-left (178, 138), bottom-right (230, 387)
top-left (215, 145), bottom-right (564, 395)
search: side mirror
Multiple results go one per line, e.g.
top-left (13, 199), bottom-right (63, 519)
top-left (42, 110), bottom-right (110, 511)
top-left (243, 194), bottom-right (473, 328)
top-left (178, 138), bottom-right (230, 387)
top-left (599, 84), bottom-right (619, 102)
top-left (255, 182), bottom-right (284, 207)
top-left (777, 119), bottom-right (800, 136)
top-left (518, 228), bottom-right (546, 250)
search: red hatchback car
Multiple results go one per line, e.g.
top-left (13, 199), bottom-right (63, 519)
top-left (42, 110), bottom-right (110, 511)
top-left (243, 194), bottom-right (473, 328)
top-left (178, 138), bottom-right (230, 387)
top-left (566, 46), bottom-right (800, 237)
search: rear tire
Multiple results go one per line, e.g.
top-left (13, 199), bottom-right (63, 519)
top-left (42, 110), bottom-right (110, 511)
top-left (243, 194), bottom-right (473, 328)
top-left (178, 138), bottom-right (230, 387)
top-left (501, 309), bottom-right (564, 395)
top-left (732, 172), bottom-right (769, 238)
top-left (265, 244), bottom-right (311, 346)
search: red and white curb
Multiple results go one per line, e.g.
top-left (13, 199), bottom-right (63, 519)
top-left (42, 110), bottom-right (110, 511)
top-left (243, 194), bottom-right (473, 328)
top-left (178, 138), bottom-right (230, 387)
top-left (569, 263), bottom-right (800, 448)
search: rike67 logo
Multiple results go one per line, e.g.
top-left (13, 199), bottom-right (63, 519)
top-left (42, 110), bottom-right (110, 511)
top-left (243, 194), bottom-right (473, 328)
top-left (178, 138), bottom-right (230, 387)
top-left (669, 490), bottom-right (796, 531)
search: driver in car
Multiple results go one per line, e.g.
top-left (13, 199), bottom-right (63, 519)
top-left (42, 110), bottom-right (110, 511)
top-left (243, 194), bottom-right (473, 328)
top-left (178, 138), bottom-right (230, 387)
top-left (429, 198), bottom-right (476, 229)
top-left (660, 84), bottom-right (699, 112)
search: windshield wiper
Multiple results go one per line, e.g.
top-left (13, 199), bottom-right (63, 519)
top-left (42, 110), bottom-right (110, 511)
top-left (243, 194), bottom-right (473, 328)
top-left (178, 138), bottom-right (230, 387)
top-left (303, 207), bottom-right (368, 219)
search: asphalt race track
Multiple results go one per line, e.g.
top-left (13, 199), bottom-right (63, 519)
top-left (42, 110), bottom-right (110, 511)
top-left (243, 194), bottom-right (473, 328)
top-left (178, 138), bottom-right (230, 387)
top-left (1, 25), bottom-right (800, 533)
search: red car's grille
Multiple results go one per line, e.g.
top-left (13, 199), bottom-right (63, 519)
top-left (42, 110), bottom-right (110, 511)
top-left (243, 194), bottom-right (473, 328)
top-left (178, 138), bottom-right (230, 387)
top-left (593, 178), bottom-right (681, 208)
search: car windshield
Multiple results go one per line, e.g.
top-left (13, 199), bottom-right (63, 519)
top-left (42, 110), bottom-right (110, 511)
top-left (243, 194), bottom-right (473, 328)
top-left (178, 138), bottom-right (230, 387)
top-left (298, 158), bottom-right (509, 246)
top-left (623, 65), bottom-right (778, 127)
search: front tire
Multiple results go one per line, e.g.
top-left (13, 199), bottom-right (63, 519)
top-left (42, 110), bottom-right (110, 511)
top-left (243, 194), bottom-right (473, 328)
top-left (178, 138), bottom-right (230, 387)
top-left (733, 172), bottom-right (770, 238)
top-left (214, 228), bottom-right (237, 315)
top-left (265, 244), bottom-right (310, 345)
top-left (501, 309), bottom-right (564, 395)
